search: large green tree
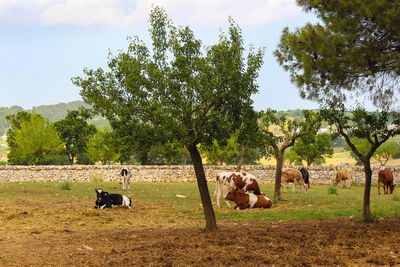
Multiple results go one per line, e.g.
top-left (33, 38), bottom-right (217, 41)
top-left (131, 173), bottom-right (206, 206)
top-left (7, 113), bottom-right (64, 165)
top-left (54, 110), bottom-right (97, 164)
top-left (321, 104), bottom-right (400, 221)
top-left (275, 0), bottom-right (400, 108)
top-left (274, 0), bottom-right (400, 221)
top-left (72, 7), bottom-right (264, 230)
top-left (86, 126), bottom-right (120, 165)
top-left (260, 109), bottom-right (320, 199)
top-left (373, 141), bottom-right (399, 166)
top-left (293, 132), bottom-right (334, 166)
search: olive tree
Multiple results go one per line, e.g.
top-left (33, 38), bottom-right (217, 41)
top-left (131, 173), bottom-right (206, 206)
top-left (260, 109), bottom-right (320, 200)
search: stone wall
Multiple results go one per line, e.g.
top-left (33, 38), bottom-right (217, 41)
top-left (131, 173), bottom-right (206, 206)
top-left (0, 165), bottom-right (399, 184)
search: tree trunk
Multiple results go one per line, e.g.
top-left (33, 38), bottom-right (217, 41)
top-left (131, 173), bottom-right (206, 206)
top-left (363, 160), bottom-right (373, 222)
top-left (235, 146), bottom-right (248, 172)
top-left (274, 151), bottom-right (284, 200)
top-left (187, 144), bottom-right (217, 231)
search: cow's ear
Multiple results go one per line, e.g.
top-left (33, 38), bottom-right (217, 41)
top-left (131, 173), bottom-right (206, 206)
top-left (95, 189), bottom-right (98, 193)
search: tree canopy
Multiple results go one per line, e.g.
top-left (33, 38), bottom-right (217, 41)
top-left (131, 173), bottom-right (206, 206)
top-left (54, 110), bottom-right (97, 164)
top-left (260, 109), bottom-right (320, 199)
top-left (6, 112), bottom-right (64, 165)
top-left (275, 0), bottom-right (400, 109)
top-left (73, 6), bottom-right (265, 230)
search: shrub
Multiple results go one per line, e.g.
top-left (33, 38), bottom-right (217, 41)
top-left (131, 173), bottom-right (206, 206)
top-left (328, 186), bottom-right (338, 195)
top-left (59, 181), bottom-right (72, 190)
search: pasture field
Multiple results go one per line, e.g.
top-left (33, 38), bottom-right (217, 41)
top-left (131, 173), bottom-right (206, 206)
top-left (0, 181), bottom-right (400, 266)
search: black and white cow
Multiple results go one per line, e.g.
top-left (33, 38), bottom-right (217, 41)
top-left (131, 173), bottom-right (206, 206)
top-left (120, 167), bottom-right (132, 190)
top-left (94, 188), bottom-right (131, 209)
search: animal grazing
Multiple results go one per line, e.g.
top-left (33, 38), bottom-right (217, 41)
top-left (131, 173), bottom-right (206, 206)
top-left (120, 167), bottom-right (132, 190)
top-left (281, 168), bottom-right (308, 193)
top-left (94, 188), bottom-right (131, 209)
top-left (300, 167), bottom-right (310, 188)
top-left (225, 189), bottom-right (272, 210)
top-left (378, 169), bottom-right (396, 195)
top-left (214, 172), bottom-right (261, 208)
top-left (334, 168), bottom-right (353, 188)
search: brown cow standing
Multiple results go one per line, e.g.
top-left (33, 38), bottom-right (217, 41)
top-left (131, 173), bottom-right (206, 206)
top-left (378, 169), bottom-right (396, 195)
top-left (281, 168), bottom-right (308, 193)
top-left (334, 168), bottom-right (353, 188)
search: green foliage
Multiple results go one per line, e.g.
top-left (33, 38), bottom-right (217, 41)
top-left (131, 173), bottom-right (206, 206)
top-left (54, 110), bottom-right (97, 164)
top-left (0, 101), bottom-right (109, 136)
top-left (275, 0), bottom-right (400, 109)
top-left (0, 106), bottom-right (23, 135)
top-left (327, 186), bottom-right (338, 195)
top-left (86, 126), bottom-right (120, 165)
top-left (283, 148), bottom-right (299, 165)
top-left (260, 109), bottom-right (321, 197)
top-left (6, 112), bottom-right (65, 165)
top-left (59, 181), bottom-right (72, 190)
top-left (72, 7), bottom-right (265, 230)
top-left (293, 132), bottom-right (334, 166)
top-left (373, 141), bottom-right (400, 166)
top-left (73, 6), bottom-right (265, 154)
top-left (201, 134), bottom-right (239, 165)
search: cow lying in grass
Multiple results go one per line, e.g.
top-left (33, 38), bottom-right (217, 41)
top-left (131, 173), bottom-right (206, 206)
top-left (214, 172), bottom-right (262, 208)
top-left (281, 168), bottom-right (308, 193)
top-left (225, 188), bottom-right (272, 210)
top-left (94, 188), bottom-right (131, 209)
top-left (334, 168), bottom-right (353, 188)
top-left (378, 169), bottom-right (396, 195)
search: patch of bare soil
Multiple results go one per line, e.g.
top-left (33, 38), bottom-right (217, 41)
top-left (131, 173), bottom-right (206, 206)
top-left (1, 218), bottom-right (400, 266)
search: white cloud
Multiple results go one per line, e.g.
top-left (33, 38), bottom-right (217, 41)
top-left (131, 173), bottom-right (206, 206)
top-left (0, 0), bottom-right (302, 28)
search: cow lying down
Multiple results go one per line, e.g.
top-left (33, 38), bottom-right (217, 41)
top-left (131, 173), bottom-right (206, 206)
top-left (225, 189), bottom-right (272, 210)
top-left (94, 188), bottom-right (131, 209)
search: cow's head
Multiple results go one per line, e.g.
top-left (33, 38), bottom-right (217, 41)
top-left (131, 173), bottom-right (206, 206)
top-left (226, 188), bottom-right (246, 202)
top-left (95, 188), bottom-right (108, 206)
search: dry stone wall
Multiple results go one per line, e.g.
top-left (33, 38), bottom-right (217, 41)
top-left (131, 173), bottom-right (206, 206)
top-left (0, 165), bottom-right (399, 184)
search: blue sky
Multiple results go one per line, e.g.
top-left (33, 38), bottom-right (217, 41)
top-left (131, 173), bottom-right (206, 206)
top-left (0, 0), bottom-right (322, 111)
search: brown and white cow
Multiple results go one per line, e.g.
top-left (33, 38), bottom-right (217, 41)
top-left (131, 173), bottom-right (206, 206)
top-left (281, 168), bottom-right (308, 193)
top-left (214, 172), bottom-right (261, 208)
top-left (334, 168), bottom-right (353, 188)
top-left (378, 169), bottom-right (396, 195)
top-left (225, 189), bottom-right (272, 210)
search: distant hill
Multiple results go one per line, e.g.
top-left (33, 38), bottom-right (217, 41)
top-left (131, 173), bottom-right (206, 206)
top-left (0, 103), bottom-right (330, 136)
top-left (0, 101), bottom-right (109, 135)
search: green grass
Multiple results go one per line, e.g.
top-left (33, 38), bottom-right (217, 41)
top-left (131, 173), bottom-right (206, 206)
top-left (0, 181), bottom-right (399, 223)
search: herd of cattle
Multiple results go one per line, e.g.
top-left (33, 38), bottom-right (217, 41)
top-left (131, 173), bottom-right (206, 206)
top-left (94, 167), bottom-right (396, 210)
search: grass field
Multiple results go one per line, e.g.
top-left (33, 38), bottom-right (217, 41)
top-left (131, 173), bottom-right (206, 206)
top-left (1, 181), bottom-right (399, 231)
top-left (1, 181), bottom-right (400, 266)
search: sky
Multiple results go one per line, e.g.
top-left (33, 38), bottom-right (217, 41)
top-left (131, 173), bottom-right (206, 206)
top-left (0, 0), bottom-right (323, 111)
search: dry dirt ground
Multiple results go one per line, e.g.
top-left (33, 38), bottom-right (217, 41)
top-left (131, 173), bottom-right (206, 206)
top-left (2, 219), bottom-right (400, 266)
top-left (1, 199), bottom-right (400, 266)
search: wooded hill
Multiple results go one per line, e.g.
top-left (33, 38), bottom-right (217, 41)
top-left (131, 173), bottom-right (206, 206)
top-left (0, 101), bottom-right (109, 135)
